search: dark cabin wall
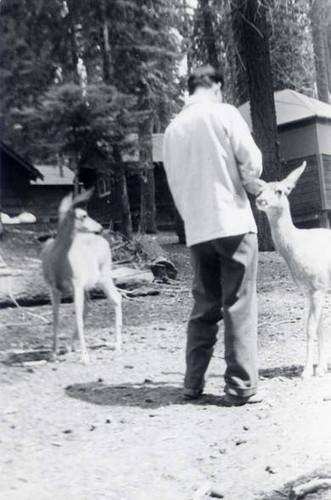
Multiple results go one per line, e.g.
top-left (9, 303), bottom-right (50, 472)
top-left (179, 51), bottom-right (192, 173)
top-left (321, 154), bottom-right (331, 209)
top-left (282, 155), bottom-right (322, 220)
top-left (278, 121), bottom-right (325, 226)
top-left (0, 150), bottom-right (32, 214)
top-left (88, 188), bottom-right (121, 228)
top-left (24, 186), bottom-right (73, 223)
top-left (154, 162), bottom-right (176, 229)
top-left (126, 163), bottom-right (176, 231)
top-left (316, 122), bottom-right (331, 155)
top-left (85, 163), bottom-right (176, 231)
top-left (278, 122), bottom-right (319, 160)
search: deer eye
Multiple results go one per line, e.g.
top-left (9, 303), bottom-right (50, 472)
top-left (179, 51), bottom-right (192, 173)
top-left (275, 189), bottom-right (283, 196)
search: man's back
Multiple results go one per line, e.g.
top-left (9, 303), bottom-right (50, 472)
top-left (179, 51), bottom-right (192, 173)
top-left (163, 95), bottom-right (262, 246)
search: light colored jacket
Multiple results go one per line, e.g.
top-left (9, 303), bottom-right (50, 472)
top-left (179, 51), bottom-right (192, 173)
top-left (163, 93), bottom-right (263, 246)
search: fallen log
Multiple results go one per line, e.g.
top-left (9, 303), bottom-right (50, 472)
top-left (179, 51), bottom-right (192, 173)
top-left (134, 234), bottom-right (178, 280)
top-left (290, 478), bottom-right (331, 499)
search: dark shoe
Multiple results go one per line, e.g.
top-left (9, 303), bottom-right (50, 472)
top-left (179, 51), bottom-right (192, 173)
top-left (183, 387), bottom-right (203, 400)
top-left (223, 392), bottom-right (263, 407)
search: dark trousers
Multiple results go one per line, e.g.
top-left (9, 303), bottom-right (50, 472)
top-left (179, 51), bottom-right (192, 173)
top-left (185, 233), bottom-right (258, 397)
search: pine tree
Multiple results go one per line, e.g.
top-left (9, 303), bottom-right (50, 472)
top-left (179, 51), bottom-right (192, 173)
top-left (109, 0), bottom-right (183, 234)
top-left (268, 0), bottom-right (315, 95)
top-left (231, 0), bottom-right (280, 250)
top-left (0, 0), bottom-right (61, 150)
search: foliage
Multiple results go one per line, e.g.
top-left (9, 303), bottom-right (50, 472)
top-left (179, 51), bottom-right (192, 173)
top-left (267, 0), bottom-right (315, 96)
top-left (187, 0), bottom-right (316, 104)
top-left (15, 83), bottom-right (135, 172)
top-left (108, 0), bottom-right (184, 131)
top-left (0, 0), bottom-right (61, 149)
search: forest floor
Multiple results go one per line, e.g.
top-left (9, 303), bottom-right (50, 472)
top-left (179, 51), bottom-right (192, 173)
top-left (1, 232), bottom-right (331, 500)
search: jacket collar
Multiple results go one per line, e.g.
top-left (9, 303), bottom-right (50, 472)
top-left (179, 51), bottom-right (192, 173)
top-left (184, 91), bottom-right (220, 108)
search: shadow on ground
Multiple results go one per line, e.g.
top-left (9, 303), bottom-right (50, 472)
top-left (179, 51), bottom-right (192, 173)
top-left (65, 380), bottom-right (231, 409)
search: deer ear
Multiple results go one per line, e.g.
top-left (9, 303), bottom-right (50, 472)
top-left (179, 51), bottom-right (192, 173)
top-left (72, 188), bottom-right (94, 208)
top-left (283, 161), bottom-right (306, 195)
top-left (58, 192), bottom-right (73, 221)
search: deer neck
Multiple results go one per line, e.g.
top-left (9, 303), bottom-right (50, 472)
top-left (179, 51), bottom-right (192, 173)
top-left (54, 214), bottom-right (77, 254)
top-left (266, 203), bottom-right (298, 255)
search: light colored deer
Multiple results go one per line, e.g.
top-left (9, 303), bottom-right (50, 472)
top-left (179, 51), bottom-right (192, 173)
top-left (256, 161), bottom-right (331, 379)
top-left (42, 189), bottom-right (122, 364)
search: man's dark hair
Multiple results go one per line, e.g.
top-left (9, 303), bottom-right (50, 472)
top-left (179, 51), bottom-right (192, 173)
top-left (188, 65), bottom-right (224, 95)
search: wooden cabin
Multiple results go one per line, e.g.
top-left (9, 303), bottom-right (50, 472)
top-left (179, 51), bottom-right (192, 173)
top-left (0, 140), bottom-right (43, 215)
top-left (83, 133), bottom-right (176, 231)
top-left (238, 89), bottom-right (331, 228)
top-left (28, 164), bottom-right (75, 223)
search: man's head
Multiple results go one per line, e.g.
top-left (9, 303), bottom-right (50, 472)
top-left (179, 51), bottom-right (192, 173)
top-left (188, 65), bottom-right (224, 97)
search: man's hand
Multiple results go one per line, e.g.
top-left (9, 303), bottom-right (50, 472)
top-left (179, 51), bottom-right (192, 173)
top-left (243, 178), bottom-right (266, 196)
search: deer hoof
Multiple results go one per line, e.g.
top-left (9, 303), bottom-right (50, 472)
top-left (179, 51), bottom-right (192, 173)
top-left (301, 367), bottom-right (314, 380)
top-left (81, 352), bottom-right (90, 365)
top-left (315, 365), bottom-right (327, 377)
top-left (50, 351), bottom-right (58, 362)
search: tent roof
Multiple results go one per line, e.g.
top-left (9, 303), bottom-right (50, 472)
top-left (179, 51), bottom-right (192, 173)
top-left (238, 89), bottom-right (331, 129)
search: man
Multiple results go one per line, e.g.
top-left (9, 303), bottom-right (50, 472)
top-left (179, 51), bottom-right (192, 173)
top-left (163, 65), bottom-right (263, 406)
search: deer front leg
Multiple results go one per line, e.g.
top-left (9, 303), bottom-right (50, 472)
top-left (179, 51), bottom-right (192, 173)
top-left (74, 285), bottom-right (90, 364)
top-left (101, 279), bottom-right (122, 351)
top-left (50, 288), bottom-right (61, 360)
top-left (302, 291), bottom-right (323, 379)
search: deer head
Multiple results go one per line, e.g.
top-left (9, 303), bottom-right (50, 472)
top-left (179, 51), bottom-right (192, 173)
top-left (255, 162), bottom-right (306, 215)
top-left (58, 188), bottom-right (102, 234)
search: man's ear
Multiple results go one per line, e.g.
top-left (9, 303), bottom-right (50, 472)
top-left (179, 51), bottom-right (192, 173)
top-left (282, 162), bottom-right (306, 195)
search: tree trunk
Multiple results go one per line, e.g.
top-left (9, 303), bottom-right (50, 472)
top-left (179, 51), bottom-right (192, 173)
top-left (233, 0), bottom-right (280, 250)
top-left (74, 170), bottom-right (80, 196)
top-left (183, 0), bottom-right (193, 74)
top-left (66, 0), bottom-right (81, 86)
top-left (98, 0), bottom-right (112, 84)
top-left (200, 0), bottom-right (219, 68)
top-left (138, 117), bottom-right (157, 234)
top-left (326, 25), bottom-right (331, 90)
top-left (113, 145), bottom-right (133, 240)
top-left (98, 1), bottom-right (132, 240)
top-left (229, 0), bottom-right (249, 106)
top-left (310, 1), bottom-right (330, 103)
top-left (0, 164), bottom-right (3, 237)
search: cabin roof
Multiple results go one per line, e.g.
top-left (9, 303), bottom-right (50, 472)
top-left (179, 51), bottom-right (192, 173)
top-left (0, 140), bottom-right (43, 180)
top-left (238, 89), bottom-right (331, 130)
top-left (31, 165), bottom-right (75, 185)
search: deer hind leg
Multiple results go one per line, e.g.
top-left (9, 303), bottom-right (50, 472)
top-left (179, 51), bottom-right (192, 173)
top-left (315, 303), bottom-right (328, 376)
top-left (50, 288), bottom-right (61, 359)
top-left (101, 279), bottom-right (122, 351)
top-left (71, 291), bottom-right (89, 353)
top-left (74, 285), bottom-right (90, 364)
top-left (302, 291), bottom-right (324, 379)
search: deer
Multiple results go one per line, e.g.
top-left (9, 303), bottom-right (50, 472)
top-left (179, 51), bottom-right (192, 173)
top-left (42, 189), bottom-right (122, 364)
top-left (256, 161), bottom-right (331, 379)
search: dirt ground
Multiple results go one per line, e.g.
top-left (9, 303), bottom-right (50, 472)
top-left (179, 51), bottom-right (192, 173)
top-left (1, 233), bottom-right (331, 500)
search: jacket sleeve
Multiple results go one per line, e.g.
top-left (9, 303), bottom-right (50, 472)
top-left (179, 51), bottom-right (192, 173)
top-left (162, 126), bottom-right (184, 217)
top-left (226, 106), bottom-right (263, 193)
